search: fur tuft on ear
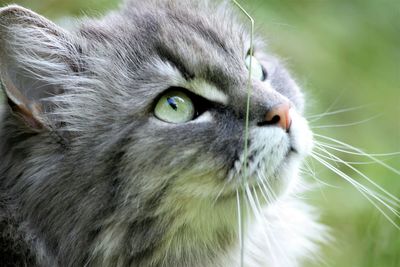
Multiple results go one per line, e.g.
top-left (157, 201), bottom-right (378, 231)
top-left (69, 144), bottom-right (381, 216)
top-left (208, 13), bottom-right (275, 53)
top-left (0, 5), bottom-right (82, 131)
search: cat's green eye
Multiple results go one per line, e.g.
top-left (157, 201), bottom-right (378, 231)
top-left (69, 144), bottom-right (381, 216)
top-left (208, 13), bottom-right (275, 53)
top-left (245, 55), bottom-right (266, 81)
top-left (154, 91), bottom-right (195, 123)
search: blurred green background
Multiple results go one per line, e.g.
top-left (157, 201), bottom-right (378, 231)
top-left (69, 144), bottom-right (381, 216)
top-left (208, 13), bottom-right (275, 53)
top-left (0, 0), bottom-right (399, 266)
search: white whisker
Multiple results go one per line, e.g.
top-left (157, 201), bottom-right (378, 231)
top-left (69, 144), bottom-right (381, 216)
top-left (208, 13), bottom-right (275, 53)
top-left (314, 134), bottom-right (400, 176)
top-left (311, 114), bottom-right (381, 129)
top-left (212, 181), bottom-right (230, 206)
top-left (313, 146), bottom-right (400, 205)
top-left (253, 180), bottom-right (290, 266)
top-left (236, 188), bottom-right (244, 267)
top-left (313, 144), bottom-right (394, 165)
top-left (258, 173), bottom-right (278, 201)
top-left (309, 89), bottom-right (347, 122)
top-left (256, 180), bottom-right (270, 204)
top-left (307, 104), bottom-right (372, 121)
top-left (245, 183), bottom-right (262, 219)
top-left (311, 154), bottom-right (400, 229)
top-left (301, 161), bottom-right (338, 189)
top-left (315, 140), bottom-right (400, 157)
top-left (312, 149), bottom-right (400, 208)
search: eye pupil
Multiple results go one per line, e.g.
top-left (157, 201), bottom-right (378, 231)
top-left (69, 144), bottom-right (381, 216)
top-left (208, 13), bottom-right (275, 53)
top-left (167, 97), bottom-right (178, 110)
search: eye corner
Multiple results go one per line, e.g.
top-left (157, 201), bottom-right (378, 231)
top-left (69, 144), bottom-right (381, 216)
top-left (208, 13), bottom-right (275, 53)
top-left (261, 64), bottom-right (268, 81)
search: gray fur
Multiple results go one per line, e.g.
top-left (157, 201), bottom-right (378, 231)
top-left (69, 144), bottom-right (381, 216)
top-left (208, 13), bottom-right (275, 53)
top-left (0, 1), bottom-right (318, 267)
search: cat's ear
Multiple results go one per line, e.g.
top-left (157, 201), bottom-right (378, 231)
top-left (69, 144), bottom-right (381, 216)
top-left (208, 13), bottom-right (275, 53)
top-left (0, 5), bottom-right (81, 131)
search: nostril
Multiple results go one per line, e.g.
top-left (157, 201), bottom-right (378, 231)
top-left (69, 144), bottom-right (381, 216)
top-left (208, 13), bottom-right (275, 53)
top-left (258, 103), bottom-right (292, 131)
top-left (263, 115), bottom-right (281, 125)
top-left (270, 115), bottom-right (281, 125)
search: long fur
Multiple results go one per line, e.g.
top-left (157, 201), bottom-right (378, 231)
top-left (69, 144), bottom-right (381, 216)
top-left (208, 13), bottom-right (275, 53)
top-left (0, 1), bottom-right (327, 266)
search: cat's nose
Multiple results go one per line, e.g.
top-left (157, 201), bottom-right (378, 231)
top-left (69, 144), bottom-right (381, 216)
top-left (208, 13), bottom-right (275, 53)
top-left (258, 102), bottom-right (292, 131)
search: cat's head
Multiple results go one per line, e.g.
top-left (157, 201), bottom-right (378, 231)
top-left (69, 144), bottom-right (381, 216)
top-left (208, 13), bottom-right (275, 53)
top-left (0, 0), bottom-right (311, 236)
top-left (1, 0), bottom-right (311, 198)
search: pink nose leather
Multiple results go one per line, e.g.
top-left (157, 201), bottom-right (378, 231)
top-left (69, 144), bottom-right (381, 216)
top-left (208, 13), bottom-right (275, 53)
top-left (264, 103), bottom-right (292, 131)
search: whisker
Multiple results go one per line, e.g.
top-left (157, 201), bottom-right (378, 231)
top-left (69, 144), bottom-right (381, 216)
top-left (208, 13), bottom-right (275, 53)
top-left (269, 20), bottom-right (297, 29)
top-left (245, 183), bottom-right (262, 218)
top-left (310, 89), bottom-right (347, 122)
top-left (314, 134), bottom-right (400, 175)
top-left (311, 114), bottom-right (381, 129)
top-left (253, 180), bottom-right (290, 266)
top-left (300, 167), bottom-right (331, 203)
top-left (212, 180), bottom-right (230, 206)
top-left (312, 152), bottom-right (400, 213)
top-left (256, 179), bottom-right (270, 204)
top-left (314, 143), bottom-right (342, 168)
top-left (258, 173), bottom-right (278, 202)
top-left (252, 185), bottom-right (265, 217)
top-left (315, 140), bottom-right (400, 157)
top-left (313, 147), bottom-right (400, 206)
top-left (312, 150), bottom-right (400, 208)
top-left (307, 104), bottom-right (372, 121)
top-left (311, 154), bottom-right (400, 229)
top-left (301, 161), bottom-right (338, 189)
top-left (313, 144), bottom-right (393, 165)
top-left (236, 188), bottom-right (244, 266)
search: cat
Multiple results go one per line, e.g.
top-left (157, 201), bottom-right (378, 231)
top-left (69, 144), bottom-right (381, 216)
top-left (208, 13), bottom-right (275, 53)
top-left (0, 0), bottom-right (327, 266)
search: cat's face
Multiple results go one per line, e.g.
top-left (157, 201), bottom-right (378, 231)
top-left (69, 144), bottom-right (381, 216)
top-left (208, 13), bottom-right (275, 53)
top-left (0, 1), bottom-right (312, 205)
top-left (70, 1), bottom-right (312, 203)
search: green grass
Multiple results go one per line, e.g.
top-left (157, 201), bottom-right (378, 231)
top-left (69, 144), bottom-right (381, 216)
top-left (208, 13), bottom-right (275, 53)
top-left (1, 0), bottom-right (399, 266)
